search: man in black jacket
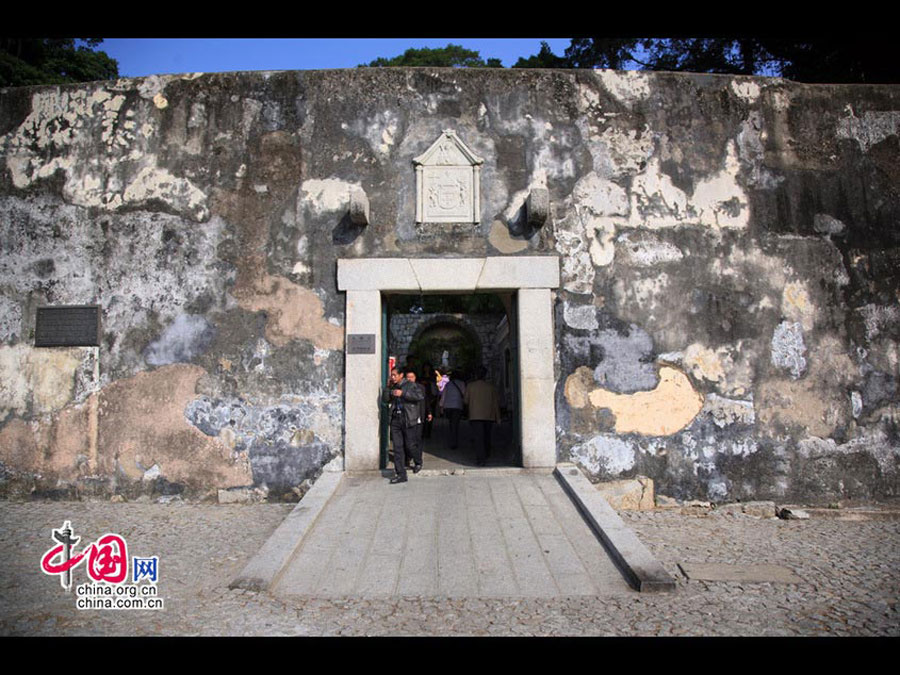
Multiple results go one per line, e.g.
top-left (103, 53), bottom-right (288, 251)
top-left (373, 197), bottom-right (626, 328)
top-left (382, 367), bottom-right (424, 483)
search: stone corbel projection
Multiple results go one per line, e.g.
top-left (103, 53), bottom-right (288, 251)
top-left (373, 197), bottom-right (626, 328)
top-left (526, 187), bottom-right (549, 228)
top-left (348, 185), bottom-right (369, 226)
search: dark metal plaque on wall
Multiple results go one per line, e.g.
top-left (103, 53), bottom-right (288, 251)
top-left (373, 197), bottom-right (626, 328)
top-left (34, 305), bottom-right (101, 347)
top-left (346, 333), bottom-right (376, 354)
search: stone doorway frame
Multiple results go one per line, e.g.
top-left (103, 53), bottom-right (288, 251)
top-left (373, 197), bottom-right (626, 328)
top-left (337, 257), bottom-right (559, 472)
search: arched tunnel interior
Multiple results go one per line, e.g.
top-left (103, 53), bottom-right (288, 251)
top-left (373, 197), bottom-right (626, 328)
top-left (383, 292), bottom-right (520, 470)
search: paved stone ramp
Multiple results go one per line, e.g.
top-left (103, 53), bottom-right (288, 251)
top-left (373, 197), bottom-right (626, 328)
top-left (271, 472), bottom-right (632, 598)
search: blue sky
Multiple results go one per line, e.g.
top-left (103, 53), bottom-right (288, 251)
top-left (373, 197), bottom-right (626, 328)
top-left (102, 39), bottom-right (573, 78)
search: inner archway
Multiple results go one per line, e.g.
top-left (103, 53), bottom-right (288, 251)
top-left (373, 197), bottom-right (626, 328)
top-left (409, 317), bottom-right (482, 376)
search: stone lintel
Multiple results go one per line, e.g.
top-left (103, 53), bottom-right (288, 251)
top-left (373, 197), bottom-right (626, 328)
top-left (478, 256), bottom-right (559, 290)
top-left (337, 259), bottom-right (419, 292)
top-left (337, 257), bottom-right (560, 292)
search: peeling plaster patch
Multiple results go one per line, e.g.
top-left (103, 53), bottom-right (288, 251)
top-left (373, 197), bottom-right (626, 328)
top-left (136, 74), bottom-right (169, 100)
top-left (596, 125), bottom-right (655, 177)
top-left (596, 70), bottom-right (651, 106)
top-left (730, 80), bottom-right (761, 103)
top-left (736, 111), bottom-right (782, 190)
top-left (795, 433), bottom-right (900, 475)
top-left (722, 438), bottom-right (759, 457)
top-left (758, 337), bottom-right (856, 437)
top-left (781, 281), bottom-right (815, 331)
top-left (0, 86), bottom-right (209, 222)
top-left (0, 198), bottom-right (227, 378)
top-left (144, 314), bottom-right (215, 366)
top-left (593, 142), bottom-right (750, 231)
top-left (27, 349), bottom-right (86, 415)
top-left (836, 107), bottom-right (900, 152)
top-left (349, 110), bottom-right (400, 160)
top-left (590, 326), bottom-right (658, 394)
top-left (588, 366), bottom-right (704, 436)
top-left (630, 157), bottom-right (689, 227)
top-left (558, 173), bottom-right (624, 269)
top-left (701, 393), bottom-right (756, 428)
top-left (691, 142), bottom-right (750, 229)
top-left (683, 343), bottom-right (728, 384)
top-left (185, 392), bottom-right (342, 487)
top-left (576, 83), bottom-right (601, 114)
top-left (0, 297), bottom-right (22, 343)
top-left (300, 178), bottom-right (359, 216)
top-left (555, 225), bottom-right (595, 294)
top-left (858, 304), bottom-right (900, 342)
top-left (564, 366), bottom-right (594, 409)
top-left (572, 172), bottom-right (630, 217)
top-left (122, 167), bottom-right (210, 222)
top-left (616, 231), bottom-right (683, 266)
top-left (1, 345), bottom-right (93, 419)
top-left (587, 224), bottom-right (616, 267)
top-left (234, 273), bottom-right (343, 350)
top-left (710, 246), bottom-right (793, 295)
top-left (771, 321), bottom-right (807, 379)
top-left (242, 99), bottom-right (262, 137)
top-left (657, 351), bottom-right (683, 366)
top-left (851, 390), bottom-right (863, 418)
top-left (570, 434), bottom-right (636, 476)
top-left (0, 345), bottom-right (29, 419)
top-left (142, 464), bottom-right (161, 481)
top-left (563, 303), bottom-right (599, 331)
top-left (707, 479), bottom-right (729, 501)
top-left (488, 219), bottom-right (529, 253)
top-left (97, 364), bottom-right (252, 487)
top-left (814, 213), bottom-right (846, 236)
top-left (616, 273), bottom-right (669, 311)
top-left (1, 362), bottom-right (244, 489)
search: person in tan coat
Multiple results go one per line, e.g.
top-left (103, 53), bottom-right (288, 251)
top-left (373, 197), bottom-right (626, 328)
top-left (464, 366), bottom-right (501, 466)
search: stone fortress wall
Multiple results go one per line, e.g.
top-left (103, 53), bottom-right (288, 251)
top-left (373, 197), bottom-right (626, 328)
top-left (0, 67), bottom-right (897, 503)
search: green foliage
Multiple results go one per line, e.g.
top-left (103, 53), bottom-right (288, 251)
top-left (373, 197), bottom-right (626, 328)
top-left (560, 37), bottom-right (898, 83)
top-left (360, 44), bottom-right (503, 68)
top-left (564, 38), bottom-right (638, 69)
top-left (1, 38), bottom-right (118, 87)
top-left (512, 42), bottom-right (570, 69)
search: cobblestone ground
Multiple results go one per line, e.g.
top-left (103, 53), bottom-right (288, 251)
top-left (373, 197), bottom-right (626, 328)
top-left (1, 501), bottom-right (897, 636)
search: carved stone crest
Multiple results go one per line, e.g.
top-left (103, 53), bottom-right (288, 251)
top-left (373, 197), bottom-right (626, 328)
top-left (413, 130), bottom-right (483, 224)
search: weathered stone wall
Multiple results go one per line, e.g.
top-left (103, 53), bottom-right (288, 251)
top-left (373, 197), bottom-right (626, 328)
top-left (1, 68), bottom-right (897, 503)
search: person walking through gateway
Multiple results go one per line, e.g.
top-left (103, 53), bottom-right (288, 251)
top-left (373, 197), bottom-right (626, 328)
top-left (382, 367), bottom-right (424, 483)
top-left (406, 370), bottom-right (431, 461)
top-left (465, 365), bottom-right (501, 466)
top-left (440, 369), bottom-right (466, 450)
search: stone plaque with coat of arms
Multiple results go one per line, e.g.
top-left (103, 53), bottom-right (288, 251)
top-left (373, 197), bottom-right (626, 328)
top-left (414, 130), bottom-right (483, 224)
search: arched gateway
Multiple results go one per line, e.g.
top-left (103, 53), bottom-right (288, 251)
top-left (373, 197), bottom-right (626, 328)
top-left (337, 257), bottom-right (559, 471)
